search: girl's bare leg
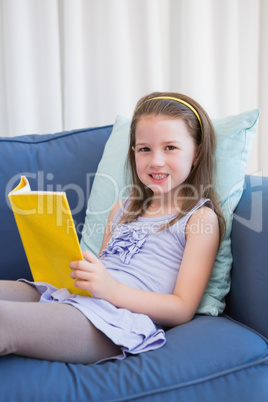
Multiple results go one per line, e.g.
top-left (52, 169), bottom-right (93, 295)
top-left (0, 300), bottom-right (122, 364)
top-left (0, 280), bottom-right (40, 302)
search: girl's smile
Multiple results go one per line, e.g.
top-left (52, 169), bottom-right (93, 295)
top-left (149, 172), bottom-right (170, 184)
top-left (133, 115), bottom-right (199, 207)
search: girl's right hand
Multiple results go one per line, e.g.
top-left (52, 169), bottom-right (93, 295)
top-left (70, 250), bottom-right (118, 301)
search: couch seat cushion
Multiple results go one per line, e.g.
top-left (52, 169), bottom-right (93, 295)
top-left (0, 316), bottom-right (267, 401)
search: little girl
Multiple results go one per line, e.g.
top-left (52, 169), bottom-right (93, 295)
top-left (0, 92), bottom-right (225, 364)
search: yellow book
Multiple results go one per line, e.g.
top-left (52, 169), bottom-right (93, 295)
top-left (8, 175), bottom-right (91, 297)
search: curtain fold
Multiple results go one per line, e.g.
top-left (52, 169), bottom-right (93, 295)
top-left (0, 0), bottom-right (63, 135)
top-left (0, 0), bottom-right (267, 175)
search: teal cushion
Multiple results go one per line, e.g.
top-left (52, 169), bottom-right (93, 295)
top-left (80, 110), bottom-right (260, 315)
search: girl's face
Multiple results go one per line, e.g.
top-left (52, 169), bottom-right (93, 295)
top-left (133, 114), bottom-right (199, 205)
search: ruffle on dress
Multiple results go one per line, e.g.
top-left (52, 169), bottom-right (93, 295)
top-left (99, 225), bottom-right (149, 264)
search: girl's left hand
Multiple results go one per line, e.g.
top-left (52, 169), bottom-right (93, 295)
top-left (70, 250), bottom-right (117, 301)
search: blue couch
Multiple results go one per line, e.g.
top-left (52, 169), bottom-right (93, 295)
top-left (0, 125), bottom-right (268, 402)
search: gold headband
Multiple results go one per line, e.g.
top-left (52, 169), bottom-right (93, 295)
top-left (140, 96), bottom-right (203, 139)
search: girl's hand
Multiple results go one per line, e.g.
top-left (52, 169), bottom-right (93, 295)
top-left (70, 250), bottom-right (117, 301)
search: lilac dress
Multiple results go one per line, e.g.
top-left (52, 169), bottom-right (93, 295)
top-left (21, 198), bottom-right (212, 361)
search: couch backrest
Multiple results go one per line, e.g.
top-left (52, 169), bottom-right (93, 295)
top-left (0, 125), bottom-right (112, 280)
top-left (227, 175), bottom-right (268, 338)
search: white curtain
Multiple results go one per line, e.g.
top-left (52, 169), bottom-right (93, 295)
top-left (0, 0), bottom-right (267, 175)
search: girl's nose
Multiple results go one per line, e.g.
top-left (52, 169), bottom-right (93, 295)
top-left (150, 150), bottom-right (165, 167)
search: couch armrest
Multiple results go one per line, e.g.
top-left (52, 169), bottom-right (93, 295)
top-left (226, 175), bottom-right (268, 338)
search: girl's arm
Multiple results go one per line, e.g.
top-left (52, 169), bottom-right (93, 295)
top-left (98, 201), bottom-right (123, 256)
top-left (70, 206), bottom-right (219, 328)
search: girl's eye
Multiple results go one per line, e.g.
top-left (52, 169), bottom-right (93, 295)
top-left (165, 145), bottom-right (176, 151)
top-left (138, 147), bottom-right (150, 152)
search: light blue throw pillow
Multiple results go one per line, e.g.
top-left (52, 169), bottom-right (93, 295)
top-left (81, 110), bottom-right (260, 315)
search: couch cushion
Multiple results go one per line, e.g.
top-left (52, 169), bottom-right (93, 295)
top-left (227, 175), bottom-right (268, 338)
top-left (0, 316), bottom-right (267, 401)
top-left (0, 125), bottom-right (112, 281)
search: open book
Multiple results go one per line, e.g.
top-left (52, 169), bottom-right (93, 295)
top-left (8, 176), bottom-right (91, 296)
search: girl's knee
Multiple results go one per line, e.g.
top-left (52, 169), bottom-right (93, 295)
top-left (0, 281), bottom-right (40, 302)
top-left (0, 301), bottom-right (9, 325)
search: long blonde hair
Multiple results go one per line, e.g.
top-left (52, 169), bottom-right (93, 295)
top-left (120, 92), bottom-right (225, 244)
